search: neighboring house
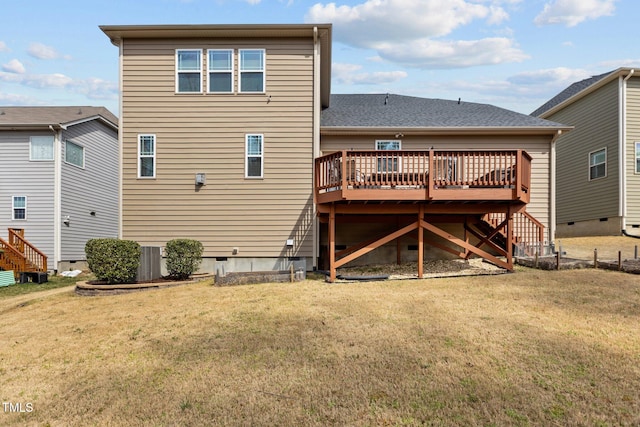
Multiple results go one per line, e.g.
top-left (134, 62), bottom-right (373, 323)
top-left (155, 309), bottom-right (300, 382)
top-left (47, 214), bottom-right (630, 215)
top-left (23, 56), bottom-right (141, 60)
top-left (0, 107), bottom-right (119, 274)
top-left (101, 24), bottom-right (569, 281)
top-left (532, 67), bottom-right (639, 237)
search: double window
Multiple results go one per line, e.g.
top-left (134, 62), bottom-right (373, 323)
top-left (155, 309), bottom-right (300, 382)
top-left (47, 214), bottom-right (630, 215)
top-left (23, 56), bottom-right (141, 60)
top-left (30, 136), bottom-right (54, 161)
top-left (12, 196), bottom-right (26, 220)
top-left (208, 49), bottom-right (233, 93)
top-left (65, 140), bottom-right (84, 168)
top-left (176, 48), bottom-right (265, 94)
top-left (138, 134), bottom-right (156, 178)
top-left (176, 49), bottom-right (202, 93)
top-left (589, 148), bottom-right (606, 180)
top-left (246, 134), bottom-right (263, 178)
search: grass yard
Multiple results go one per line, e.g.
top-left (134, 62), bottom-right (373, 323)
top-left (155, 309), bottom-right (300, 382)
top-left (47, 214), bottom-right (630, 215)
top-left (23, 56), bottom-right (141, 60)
top-left (1, 265), bottom-right (639, 426)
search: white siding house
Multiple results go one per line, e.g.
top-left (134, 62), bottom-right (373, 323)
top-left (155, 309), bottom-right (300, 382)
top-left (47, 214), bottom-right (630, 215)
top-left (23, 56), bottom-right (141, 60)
top-left (0, 107), bottom-right (119, 271)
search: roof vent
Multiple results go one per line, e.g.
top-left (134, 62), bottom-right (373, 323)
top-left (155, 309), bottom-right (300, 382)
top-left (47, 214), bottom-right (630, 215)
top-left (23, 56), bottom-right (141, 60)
top-left (384, 93), bottom-right (389, 105)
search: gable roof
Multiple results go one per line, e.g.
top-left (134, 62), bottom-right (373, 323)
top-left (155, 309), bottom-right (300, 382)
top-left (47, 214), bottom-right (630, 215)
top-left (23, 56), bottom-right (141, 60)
top-left (322, 94), bottom-right (570, 135)
top-left (531, 67), bottom-right (636, 118)
top-left (0, 106), bottom-right (118, 130)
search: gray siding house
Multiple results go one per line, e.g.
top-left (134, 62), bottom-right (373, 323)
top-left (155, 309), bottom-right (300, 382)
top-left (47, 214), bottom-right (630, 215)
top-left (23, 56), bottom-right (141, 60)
top-left (0, 107), bottom-right (119, 271)
top-left (532, 68), bottom-right (640, 237)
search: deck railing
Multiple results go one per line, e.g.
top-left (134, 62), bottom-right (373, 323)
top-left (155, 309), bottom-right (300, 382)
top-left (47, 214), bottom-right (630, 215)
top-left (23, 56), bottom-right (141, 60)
top-left (485, 211), bottom-right (546, 257)
top-left (315, 149), bottom-right (532, 203)
top-left (1, 229), bottom-right (48, 276)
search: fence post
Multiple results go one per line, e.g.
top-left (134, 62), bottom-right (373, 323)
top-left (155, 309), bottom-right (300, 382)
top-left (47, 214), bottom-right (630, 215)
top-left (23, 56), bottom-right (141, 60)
top-left (594, 249), bottom-right (598, 269)
top-left (618, 251), bottom-right (622, 271)
top-left (556, 250), bottom-right (560, 271)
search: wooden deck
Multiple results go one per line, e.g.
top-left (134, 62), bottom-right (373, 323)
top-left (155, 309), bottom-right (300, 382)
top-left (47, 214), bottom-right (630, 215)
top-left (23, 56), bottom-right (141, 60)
top-left (315, 149), bottom-right (531, 205)
top-left (314, 150), bottom-right (542, 282)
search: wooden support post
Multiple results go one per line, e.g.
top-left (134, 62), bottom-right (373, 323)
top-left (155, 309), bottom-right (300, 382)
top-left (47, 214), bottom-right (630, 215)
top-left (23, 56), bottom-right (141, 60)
top-left (418, 205), bottom-right (424, 278)
top-left (329, 205), bottom-right (336, 282)
top-left (506, 207), bottom-right (514, 270)
top-left (618, 251), bottom-right (622, 271)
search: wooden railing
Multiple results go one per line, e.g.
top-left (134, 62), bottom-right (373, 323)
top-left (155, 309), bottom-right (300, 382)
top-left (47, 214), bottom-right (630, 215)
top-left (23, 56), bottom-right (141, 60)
top-left (8, 228), bottom-right (47, 273)
top-left (0, 229), bottom-right (48, 278)
top-left (485, 211), bottom-right (546, 257)
top-left (315, 150), bottom-right (532, 203)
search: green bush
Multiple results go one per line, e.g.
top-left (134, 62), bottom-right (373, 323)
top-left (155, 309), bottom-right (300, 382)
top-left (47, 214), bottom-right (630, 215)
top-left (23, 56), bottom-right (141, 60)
top-left (165, 239), bottom-right (204, 280)
top-left (85, 238), bottom-right (141, 284)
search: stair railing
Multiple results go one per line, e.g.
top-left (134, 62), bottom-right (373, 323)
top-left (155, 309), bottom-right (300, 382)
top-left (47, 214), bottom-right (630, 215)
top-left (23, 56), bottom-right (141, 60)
top-left (7, 228), bottom-right (48, 272)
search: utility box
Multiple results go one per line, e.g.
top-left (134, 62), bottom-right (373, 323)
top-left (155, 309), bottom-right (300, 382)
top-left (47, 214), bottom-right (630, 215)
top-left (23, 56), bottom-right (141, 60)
top-left (137, 246), bottom-right (161, 282)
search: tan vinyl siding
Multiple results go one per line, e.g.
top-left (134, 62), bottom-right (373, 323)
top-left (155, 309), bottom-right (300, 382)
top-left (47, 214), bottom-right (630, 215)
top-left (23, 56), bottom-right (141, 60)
top-left (547, 79), bottom-right (620, 224)
top-left (625, 76), bottom-right (640, 226)
top-left (320, 134), bottom-right (552, 242)
top-left (120, 37), bottom-right (315, 258)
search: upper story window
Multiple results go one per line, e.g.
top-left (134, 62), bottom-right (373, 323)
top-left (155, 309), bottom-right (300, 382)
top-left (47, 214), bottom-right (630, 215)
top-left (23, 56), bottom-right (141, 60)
top-left (239, 49), bottom-right (265, 93)
top-left (245, 134), bottom-right (263, 178)
top-left (12, 196), bottom-right (26, 220)
top-left (375, 140), bottom-right (401, 173)
top-left (635, 142), bottom-right (640, 173)
top-left (65, 140), bottom-right (84, 168)
top-left (138, 134), bottom-right (156, 178)
top-left (176, 49), bottom-right (202, 93)
top-left (208, 49), bottom-right (233, 93)
top-left (589, 148), bottom-right (606, 180)
top-left (30, 136), bottom-right (54, 161)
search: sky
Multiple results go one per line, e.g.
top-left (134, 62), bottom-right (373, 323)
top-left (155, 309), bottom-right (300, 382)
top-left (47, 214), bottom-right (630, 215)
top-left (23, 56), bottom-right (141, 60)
top-left (0, 0), bottom-right (638, 116)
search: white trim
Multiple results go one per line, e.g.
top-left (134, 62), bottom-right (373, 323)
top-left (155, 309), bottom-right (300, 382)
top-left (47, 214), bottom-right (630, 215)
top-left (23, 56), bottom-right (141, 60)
top-left (53, 127), bottom-right (62, 268)
top-left (175, 49), bottom-right (202, 93)
top-left (239, 49), bottom-right (265, 93)
top-left (245, 134), bottom-right (264, 178)
top-left (11, 196), bottom-right (27, 221)
top-left (138, 134), bottom-right (156, 178)
top-left (312, 26), bottom-right (320, 269)
top-left (118, 40), bottom-right (124, 239)
top-left (207, 49), bottom-right (234, 93)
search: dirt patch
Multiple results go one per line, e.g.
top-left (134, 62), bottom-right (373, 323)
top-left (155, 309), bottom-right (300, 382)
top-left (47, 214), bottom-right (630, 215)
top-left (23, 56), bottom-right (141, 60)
top-left (335, 258), bottom-right (507, 281)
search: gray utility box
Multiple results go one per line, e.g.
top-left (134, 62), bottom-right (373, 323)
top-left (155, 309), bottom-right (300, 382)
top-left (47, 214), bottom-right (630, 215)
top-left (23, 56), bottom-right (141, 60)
top-left (137, 246), bottom-right (162, 282)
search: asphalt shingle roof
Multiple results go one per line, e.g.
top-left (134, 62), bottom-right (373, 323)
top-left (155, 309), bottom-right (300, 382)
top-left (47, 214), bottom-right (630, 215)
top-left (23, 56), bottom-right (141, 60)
top-left (0, 106), bottom-right (118, 128)
top-left (530, 71), bottom-right (612, 117)
top-left (322, 94), bottom-right (565, 130)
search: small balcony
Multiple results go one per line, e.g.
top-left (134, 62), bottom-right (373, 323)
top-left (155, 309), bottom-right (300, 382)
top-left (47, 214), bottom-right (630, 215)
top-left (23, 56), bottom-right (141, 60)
top-left (315, 150), bottom-right (532, 205)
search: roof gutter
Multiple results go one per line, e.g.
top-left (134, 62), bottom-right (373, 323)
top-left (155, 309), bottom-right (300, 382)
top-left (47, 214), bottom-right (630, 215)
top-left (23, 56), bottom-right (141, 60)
top-left (49, 125), bottom-right (62, 271)
top-left (620, 69), bottom-right (635, 234)
top-left (320, 126), bottom-right (573, 136)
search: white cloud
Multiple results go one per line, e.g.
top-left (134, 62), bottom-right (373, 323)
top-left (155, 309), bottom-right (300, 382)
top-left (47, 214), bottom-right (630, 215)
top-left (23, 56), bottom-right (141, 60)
top-left (27, 42), bottom-right (71, 60)
top-left (332, 63), bottom-right (408, 85)
top-left (507, 67), bottom-right (591, 86)
top-left (2, 59), bottom-right (26, 74)
top-left (306, 0), bottom-right (526, 68)
top-left (0, 92), bottom-right (44, 105)
top-left (534, 0), bottom-right (617, 27)
top-left (0, 71), bottom-right (118, 100)
top-left (375, 37), bottom-right (529, 69)
top-left (0, 41), bottom-right (9, 52)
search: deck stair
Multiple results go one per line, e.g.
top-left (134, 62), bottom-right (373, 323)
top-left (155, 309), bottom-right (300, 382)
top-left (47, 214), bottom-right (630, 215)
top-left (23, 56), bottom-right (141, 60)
top-left (480, 212), bottom-right (546, 257)
top-left (0, 228), bottom-right (48, 282)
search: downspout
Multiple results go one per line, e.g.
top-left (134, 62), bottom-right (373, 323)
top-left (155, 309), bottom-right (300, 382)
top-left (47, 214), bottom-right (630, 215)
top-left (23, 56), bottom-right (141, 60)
top-left (118, 39), bottom-right (124, 239)
top-left (550, 129), bottom-right (561, 244)
top-left (312, 26), bottom-right (320, 269)
top-left (621, 69), bottom-right (635, 236)
top-left (49, 124), bottom-right (62, 272)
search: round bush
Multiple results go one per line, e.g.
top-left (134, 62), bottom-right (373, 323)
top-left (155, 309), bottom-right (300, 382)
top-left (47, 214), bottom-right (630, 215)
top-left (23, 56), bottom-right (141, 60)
top-left (85, 238), bottom-right (141, 284)
top-left (165, 239), bottom-right (204, 280)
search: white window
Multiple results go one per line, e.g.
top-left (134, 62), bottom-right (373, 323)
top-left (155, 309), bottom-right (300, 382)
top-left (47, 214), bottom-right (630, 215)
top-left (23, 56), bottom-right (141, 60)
top-left (208, 49), bottom-right (233, 93)
top-left (30, 136), bottom-right (54, 161)
top-left (635, 142), bottom-right (640, 173)
top-left (176, 49), bottom-right (202, 93)
top-left (589, 148), bottom-right (606, 180)
top-left (138, 134), bottom-right (156, 178)
top-left (239, 49), bottom-right (265, 93)
top-left (375, 140), bottom-right (401, 173)
top-left (65, 140), bottom-right (84, 168)
top-left (12, 196), bottom-right (26, 220)
top-left (245, 134), bottom-right (263, 178)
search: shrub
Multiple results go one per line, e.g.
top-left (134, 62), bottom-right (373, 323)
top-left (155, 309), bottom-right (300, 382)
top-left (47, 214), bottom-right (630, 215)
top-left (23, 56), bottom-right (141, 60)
top-left (165, 239), bottom-right (204, 280)
top-left (85, 238), bottom-right (141, 284)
